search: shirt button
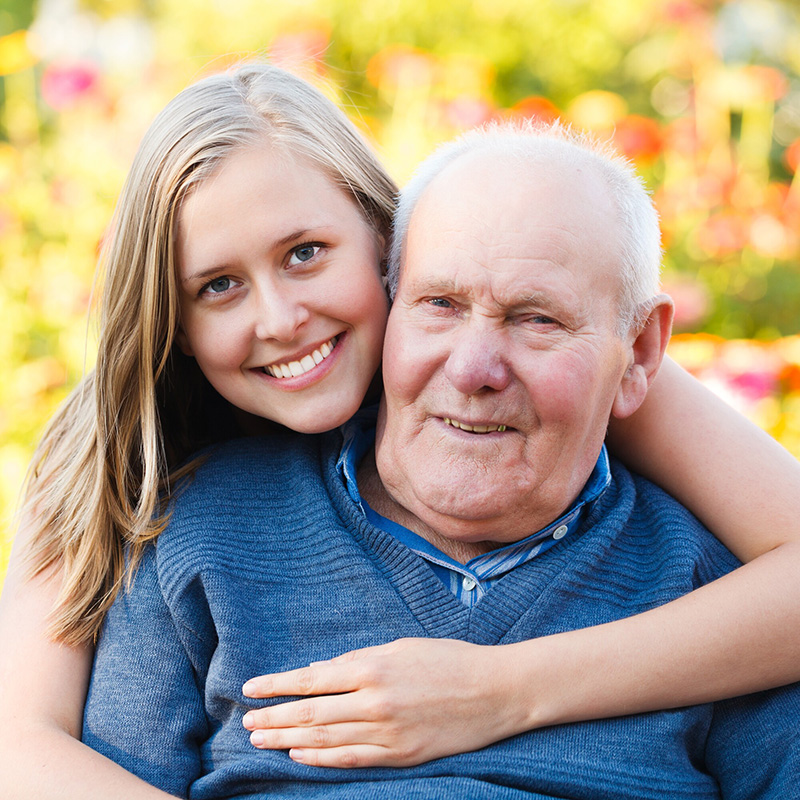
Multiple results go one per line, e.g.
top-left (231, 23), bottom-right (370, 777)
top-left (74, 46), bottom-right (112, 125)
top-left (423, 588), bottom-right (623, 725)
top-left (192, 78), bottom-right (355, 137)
top-left (553, 525), bottom-right (568, 540)
top-left (462, 576), bottom-right (477, 592)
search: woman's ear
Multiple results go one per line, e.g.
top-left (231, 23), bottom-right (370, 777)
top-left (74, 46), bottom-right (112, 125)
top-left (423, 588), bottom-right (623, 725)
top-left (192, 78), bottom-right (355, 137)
top-left (175, 327), bottom-right (195, 357)
top-left (612, 295), bottom-right (674, 420)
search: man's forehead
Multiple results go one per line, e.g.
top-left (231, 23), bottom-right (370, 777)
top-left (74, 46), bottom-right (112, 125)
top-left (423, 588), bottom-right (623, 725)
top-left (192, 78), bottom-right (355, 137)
top-left (412, 150), bottom-right (613, 241)
top-left (400, 149), bottom-right (623, 315)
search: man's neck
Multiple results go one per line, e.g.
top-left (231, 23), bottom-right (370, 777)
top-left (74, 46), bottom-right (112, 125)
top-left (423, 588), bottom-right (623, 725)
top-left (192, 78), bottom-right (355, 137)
top-left (357, 448), bottom-right (501, 564)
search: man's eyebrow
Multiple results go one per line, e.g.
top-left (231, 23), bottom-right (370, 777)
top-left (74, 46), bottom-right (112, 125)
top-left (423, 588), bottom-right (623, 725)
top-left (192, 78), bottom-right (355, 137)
top-left (406, 275), bottom-right (464, 295)
top-left (181, 226), bottom-right (330, 285)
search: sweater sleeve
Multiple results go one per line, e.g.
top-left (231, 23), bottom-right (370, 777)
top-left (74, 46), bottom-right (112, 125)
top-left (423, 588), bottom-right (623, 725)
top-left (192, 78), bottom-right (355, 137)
top-left (82, 545), bottom-right (208, 799)
top-left (703, 682), bottom-right (800, 799)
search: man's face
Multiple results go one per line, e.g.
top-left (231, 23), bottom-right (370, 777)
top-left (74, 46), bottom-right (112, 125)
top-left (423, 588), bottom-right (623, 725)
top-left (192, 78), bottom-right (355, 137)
top-left (376, 152), bottom-right (640, 545)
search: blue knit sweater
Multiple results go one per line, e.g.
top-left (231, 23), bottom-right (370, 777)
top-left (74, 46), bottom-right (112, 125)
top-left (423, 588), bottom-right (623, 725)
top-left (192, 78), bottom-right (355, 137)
top-left (82, 431), bottom-right (800, 799)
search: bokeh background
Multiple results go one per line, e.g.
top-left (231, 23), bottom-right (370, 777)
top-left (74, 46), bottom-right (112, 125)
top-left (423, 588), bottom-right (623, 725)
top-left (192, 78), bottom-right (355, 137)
top-left (2, 0), bottom-right (800, 585)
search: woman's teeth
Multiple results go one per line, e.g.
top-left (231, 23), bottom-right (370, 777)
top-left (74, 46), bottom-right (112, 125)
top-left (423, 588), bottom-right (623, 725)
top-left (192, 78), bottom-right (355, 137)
top-left (443, 418), bottom-right (507, 433)
top-left (264, 336), bottom-right (338, 379)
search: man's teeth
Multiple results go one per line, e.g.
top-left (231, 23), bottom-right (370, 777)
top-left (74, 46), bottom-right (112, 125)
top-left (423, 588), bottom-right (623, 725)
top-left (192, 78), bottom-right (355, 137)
top-left (265, 337), bottom-right (338, 379)
top-left (443, 418), bottom-right (507, 433)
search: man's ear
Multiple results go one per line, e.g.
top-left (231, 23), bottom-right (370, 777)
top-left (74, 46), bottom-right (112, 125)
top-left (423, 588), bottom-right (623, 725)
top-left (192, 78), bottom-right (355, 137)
top-left (175, 327), bottom-right (195, 358)
top-left (612, 294), bottom-right (674, 420)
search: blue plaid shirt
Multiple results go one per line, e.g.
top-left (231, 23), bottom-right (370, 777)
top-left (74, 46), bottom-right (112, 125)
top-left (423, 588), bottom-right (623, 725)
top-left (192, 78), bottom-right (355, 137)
top-left (337, 411), bottom-right (610, 607)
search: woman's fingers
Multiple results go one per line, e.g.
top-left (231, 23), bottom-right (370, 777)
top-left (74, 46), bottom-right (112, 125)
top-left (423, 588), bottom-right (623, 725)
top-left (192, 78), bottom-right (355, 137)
top-left (247, 721), bottom-right (393, 753)
top-left (242, 660), bottom-right (363, 699)
top-left (243, 691), bottom-right (381, 731)
top-left (243, 639), bottom-right (429, 700)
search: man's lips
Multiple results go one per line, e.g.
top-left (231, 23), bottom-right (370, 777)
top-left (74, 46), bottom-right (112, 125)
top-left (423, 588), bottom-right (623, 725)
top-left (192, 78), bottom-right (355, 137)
top-left (261, 336), bottom-right (339, 379)
top-left (442, 417), bottom-right (509, 434)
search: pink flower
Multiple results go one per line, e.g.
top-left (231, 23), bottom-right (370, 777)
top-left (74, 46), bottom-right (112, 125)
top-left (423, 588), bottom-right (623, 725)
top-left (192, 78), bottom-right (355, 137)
top-left (41, 62), bottom-right (98, 110)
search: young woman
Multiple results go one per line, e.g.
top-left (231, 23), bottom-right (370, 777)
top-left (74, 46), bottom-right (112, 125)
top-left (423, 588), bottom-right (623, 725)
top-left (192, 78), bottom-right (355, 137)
top-left (1, 62), bottom-right (799, 798)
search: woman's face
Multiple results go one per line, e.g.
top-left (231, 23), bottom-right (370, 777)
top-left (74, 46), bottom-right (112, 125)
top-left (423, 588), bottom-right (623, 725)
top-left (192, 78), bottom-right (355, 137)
top-left (175, 143), bottom-right (389, 433)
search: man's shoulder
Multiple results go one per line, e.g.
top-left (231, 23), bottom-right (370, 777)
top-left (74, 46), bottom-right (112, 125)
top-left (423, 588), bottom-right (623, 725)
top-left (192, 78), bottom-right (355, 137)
top-left (187, 430), bottom-right (338, 483)
top-left (156, 430), bottom-right (346, 571)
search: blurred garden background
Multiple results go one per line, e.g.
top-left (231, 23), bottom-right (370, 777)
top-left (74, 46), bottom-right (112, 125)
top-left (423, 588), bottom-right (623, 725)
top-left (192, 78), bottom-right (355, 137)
top-left (1, 0), bottom-right (800, 584)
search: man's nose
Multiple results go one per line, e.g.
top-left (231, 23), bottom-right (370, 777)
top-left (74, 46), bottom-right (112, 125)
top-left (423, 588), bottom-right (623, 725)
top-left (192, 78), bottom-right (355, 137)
top-left (253, 285), bottom-right (310, 343)
top-left (444, 325), bottom-right (511, 394)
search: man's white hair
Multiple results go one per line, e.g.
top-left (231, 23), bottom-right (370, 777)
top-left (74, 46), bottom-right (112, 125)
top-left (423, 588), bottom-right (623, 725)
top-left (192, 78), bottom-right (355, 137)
top-left (387, 120), bottom-right (663, 334)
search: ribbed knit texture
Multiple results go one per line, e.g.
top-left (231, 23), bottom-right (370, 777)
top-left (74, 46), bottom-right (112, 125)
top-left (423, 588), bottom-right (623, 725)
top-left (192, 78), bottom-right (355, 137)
top-left (82, 431), bottom-right (800, 799)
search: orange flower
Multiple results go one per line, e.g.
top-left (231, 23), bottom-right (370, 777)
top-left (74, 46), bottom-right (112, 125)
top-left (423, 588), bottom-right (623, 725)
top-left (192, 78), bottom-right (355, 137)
top-left (784, 139), bottom-right (800, 175)
top-left (508, 96), bottom-right (560, 125)
top-left (613, 115), bottom-right (663, 164)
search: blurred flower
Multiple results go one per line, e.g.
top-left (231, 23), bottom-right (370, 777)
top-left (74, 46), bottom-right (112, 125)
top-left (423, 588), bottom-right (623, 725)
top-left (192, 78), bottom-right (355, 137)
top-left (445, 97), bottom-right (493, 129)
top-left (784, 138), bottom-right (800, 174)
top-left (662, 0), bottom-right (713, 26)
top-left (367, 44), bottom-right (436, 90)
top-left (663, 117), bottom-right (700, 157)
top-left (613, 115), bottom-right (663, 164)
top-left (269, 25), bottom-right (331, 75)
top-left (743, 65), bottom-right (788, 103)
top-left (749, 213), bottom-right (794, 259)
top-left (567, 90), bottom-right (627, 132)
top-left (41, 61), bottom-right (99, 110)
top-left (661, 274), bottom-right (710, 329)
top-left (0, 30), bottom-right (39, 75)
top-left (508, 96), bottom-right (561, 124)
top-left (729, 370), bottom-right (776, 401)
top-left (695, 210), bottom-right (749, 256)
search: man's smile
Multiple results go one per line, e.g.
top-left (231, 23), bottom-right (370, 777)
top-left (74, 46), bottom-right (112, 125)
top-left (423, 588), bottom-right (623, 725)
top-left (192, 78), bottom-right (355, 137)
top-left (442, 417), bottom-right (509, 434)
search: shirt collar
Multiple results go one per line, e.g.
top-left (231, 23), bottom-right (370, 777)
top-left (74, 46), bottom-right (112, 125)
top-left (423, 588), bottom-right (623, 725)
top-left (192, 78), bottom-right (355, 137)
top-left (337, 409), bottom-right (611, 559)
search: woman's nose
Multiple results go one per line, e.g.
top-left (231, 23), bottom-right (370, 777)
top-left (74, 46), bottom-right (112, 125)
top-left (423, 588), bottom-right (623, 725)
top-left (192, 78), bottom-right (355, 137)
top-left (253, 286), bottom-right (311, 343)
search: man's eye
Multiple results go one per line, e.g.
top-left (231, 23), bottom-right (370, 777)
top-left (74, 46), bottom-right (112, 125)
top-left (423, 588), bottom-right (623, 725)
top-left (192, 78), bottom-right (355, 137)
top-left (288, 244), bottom-right (321, 266)
top-left (202, 277), bottom-right (233, 295)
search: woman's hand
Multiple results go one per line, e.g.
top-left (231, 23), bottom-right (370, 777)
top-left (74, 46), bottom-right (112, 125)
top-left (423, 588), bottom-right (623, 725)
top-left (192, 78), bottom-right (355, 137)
top-left (241, 637), bottom-right (532, 768)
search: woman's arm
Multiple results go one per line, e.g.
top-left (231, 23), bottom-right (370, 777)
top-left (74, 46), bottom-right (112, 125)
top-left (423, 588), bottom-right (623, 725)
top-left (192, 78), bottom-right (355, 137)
top-left (240, 356), bottom-right (800, 768)
top-left (0, 521), bottom-right (178, 800)
top-left (606, 355), bottom-right (800, 562)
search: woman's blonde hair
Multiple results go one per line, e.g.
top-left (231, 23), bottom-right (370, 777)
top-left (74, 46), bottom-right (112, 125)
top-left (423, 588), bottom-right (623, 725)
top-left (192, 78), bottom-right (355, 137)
top-left (21, 63), bottom-right (398, 646)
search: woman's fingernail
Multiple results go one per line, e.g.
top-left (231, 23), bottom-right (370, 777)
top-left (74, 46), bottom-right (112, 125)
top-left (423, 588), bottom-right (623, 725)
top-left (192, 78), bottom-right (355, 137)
top-left (242, 681), bottom-right (255, 695)
top-left (243, 712), bottom-right (253, 728)
top-left (290, 749), bottom-right (306, 762)
top-left (251, 731), bottom-right (264, 746)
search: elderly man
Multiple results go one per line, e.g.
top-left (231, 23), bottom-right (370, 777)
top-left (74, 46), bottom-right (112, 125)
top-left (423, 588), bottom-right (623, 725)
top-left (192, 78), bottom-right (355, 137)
top-left (83, 124), bottom-right (800, 799)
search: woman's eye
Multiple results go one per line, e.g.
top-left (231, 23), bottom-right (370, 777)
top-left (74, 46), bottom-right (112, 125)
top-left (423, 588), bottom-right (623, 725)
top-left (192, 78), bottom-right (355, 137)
top-left (428, 297), bottom-right (452, 308)
top-left (288, 244), bottom-right (321, 266)
top-left (203, 277), bottom-right (233, 294)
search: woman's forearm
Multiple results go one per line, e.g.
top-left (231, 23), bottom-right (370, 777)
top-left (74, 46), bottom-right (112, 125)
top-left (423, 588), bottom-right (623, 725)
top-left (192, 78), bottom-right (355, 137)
top-left (525, 540), bottom-right (800, 728)
top-left (607, 355), bottom-right (800, 561)
top-left (0, 726), bottom-right (178, 800)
